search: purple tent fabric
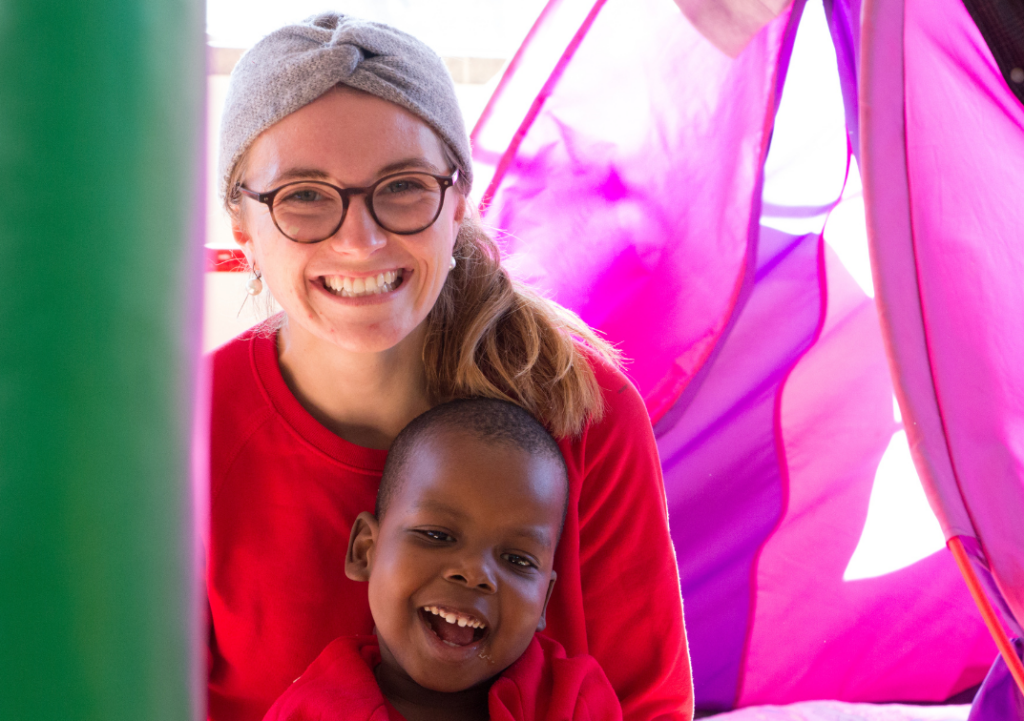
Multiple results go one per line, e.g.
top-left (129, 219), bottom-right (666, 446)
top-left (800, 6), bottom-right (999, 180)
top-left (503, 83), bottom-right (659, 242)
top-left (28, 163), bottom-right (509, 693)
top-left (473, 0), bottom-right (999, 710)
top-left (863, 0), bottom-right (1024, 621)
top-left (655, 220), bottom-right (823, 710)
top-left (864, 0), bottom-right (1024, 712)
top-left (823, 0), bottom-right (861, 156)
top-left (969, 640), bottom-right (1024, 721)
top-left (737, 226), bottom-right (993, 705)
top-left (861, 0), bottom-right (1024, 713)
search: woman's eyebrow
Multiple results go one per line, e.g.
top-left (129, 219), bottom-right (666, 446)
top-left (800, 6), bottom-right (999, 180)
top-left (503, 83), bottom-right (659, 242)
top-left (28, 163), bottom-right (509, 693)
top-left (270, 167), bottom-right (331, 185)
top-left (376, 157), bottom-right (445, 176)
top-left (270, 159), bottom-right (444, 188)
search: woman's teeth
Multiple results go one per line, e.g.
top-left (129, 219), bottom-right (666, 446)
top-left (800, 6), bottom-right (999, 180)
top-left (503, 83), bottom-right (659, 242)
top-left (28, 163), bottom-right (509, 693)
top-left (323, 270), bottom-right (402, 298)
top-left (422, 605), bottom-right (486, 630)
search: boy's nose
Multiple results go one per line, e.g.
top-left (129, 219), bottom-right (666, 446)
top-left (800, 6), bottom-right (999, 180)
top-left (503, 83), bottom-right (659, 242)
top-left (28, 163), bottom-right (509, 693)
top-left (444, 558), bottom-right (496, 593)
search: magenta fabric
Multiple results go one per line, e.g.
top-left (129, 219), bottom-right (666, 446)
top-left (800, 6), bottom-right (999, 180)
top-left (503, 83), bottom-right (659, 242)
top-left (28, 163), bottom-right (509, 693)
top-left (823, 0), bottom-right (861, 155)
top-left (855, 0), bottom-right (1024, 713)
top-left (656, 222), bottom-right (821, 712)
top-left (732, 0), bottom-right (994, 701)
top-left (472, 0), bottom-right (1005, 710)
top-left (472, 0), bottom-right (589, 189)
top-left (863, 0), bottom-right (1024, 622)
top-left (737, 241), bottom-right (994, 704)
top-left (858, 0), bottom-right (975, 544)
top-left (472, 0), bottom-right (801, 708)
top-left (901, 0), bottom-right (1024, 629)
top-left (474, 0), bottom-right (796, 421)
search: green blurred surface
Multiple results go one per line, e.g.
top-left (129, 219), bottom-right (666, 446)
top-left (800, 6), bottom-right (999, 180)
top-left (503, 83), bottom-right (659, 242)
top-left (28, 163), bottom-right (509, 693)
top-left (0, 1), bottom-right (205, 719)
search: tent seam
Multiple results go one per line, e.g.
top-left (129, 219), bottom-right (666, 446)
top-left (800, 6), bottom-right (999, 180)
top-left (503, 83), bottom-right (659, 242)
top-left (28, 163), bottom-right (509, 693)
top-left (478, 0), bottom-right (611, 211)
top-left (469, 0), bottom-right (563, 145)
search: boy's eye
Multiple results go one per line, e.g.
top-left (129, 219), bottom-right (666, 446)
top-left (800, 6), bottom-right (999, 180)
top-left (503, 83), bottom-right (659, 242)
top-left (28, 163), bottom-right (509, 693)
top-left (501, 553), bottom-right (535, 569)
top-left (418, 529), bottom-right (455, 543)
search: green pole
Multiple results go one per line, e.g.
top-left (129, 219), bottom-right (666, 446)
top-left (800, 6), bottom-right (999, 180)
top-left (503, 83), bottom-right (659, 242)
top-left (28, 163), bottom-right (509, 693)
top-left (0, 1), bottom-right (205, 719)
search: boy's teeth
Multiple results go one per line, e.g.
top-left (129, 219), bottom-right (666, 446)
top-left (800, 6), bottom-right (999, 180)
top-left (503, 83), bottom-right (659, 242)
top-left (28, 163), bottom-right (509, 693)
top-left (423, 605), bottom-right (486, 630)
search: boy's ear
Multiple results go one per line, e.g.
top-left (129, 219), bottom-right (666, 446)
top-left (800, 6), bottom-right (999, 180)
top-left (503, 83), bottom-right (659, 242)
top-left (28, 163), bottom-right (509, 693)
top-left (345, 512), bottom-right (380, 582)
top-left (535, 571), bottom-right (557, 632)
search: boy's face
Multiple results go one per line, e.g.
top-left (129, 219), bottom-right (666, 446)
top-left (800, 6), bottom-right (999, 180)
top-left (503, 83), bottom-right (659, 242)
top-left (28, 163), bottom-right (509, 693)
top-left (346, 429), bottom-right (563, 693)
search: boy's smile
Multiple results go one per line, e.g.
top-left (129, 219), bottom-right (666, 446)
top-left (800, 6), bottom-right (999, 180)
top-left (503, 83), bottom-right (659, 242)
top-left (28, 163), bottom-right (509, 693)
top-left (419, 604), bottom-right (487, 646)
top-left (345, 426), bottom-right (565, 697)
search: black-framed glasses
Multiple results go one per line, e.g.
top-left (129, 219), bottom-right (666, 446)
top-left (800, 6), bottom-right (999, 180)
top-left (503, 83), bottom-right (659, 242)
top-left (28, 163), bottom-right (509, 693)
top-left (237, 170), bottom-right (457, 243)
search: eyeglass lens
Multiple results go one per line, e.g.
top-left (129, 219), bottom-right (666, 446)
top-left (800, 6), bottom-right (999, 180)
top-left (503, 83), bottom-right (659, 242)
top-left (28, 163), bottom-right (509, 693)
top-left (271, 173), bottom-right (445, 242)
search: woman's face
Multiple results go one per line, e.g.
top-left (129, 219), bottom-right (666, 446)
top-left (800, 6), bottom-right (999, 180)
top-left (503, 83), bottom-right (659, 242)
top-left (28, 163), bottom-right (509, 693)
top-left (234, 86), bottom-right (465, 354)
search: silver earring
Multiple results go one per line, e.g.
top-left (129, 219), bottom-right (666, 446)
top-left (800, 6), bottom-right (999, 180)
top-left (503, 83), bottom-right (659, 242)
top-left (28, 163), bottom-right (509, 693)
top-left (246, 270), bottom-right (263, 296)
top-left (449, 256), bottom-right (457, 270)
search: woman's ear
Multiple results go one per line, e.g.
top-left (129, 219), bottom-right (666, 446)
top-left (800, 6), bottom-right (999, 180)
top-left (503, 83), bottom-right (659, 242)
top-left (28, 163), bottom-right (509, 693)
top-left (345, 511), bottom-right (380, 582)
top-left (231, 214), bottom-right (262, 279)
top-left (452, 192), bottom-right (467, 229)
top-left (231, 211), bottom-right (254, 253)
top-left (536, 571), bottom-right (557, 632)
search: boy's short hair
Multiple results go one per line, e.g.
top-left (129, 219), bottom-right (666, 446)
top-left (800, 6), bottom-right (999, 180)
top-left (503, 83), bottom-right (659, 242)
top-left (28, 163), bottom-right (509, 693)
top-left (377, 398), bottom-right (569, 533)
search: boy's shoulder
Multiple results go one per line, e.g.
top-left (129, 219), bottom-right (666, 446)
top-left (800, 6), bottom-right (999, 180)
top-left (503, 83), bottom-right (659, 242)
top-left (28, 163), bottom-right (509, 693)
top-left (491, 636), bottom-right (623, 720)
top-left (261, 635), bottom-right (398, 721)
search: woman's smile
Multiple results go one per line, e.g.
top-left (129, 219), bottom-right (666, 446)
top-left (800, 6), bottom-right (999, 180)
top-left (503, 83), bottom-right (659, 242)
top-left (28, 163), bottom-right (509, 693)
top-left (313, 268), bottom-right (413, 308)
top-left (320, 269), bottom-right (406, 299)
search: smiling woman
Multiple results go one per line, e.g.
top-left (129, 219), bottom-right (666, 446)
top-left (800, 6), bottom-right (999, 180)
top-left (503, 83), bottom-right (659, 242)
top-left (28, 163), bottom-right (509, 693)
top-left (229, 87), bottom-right (465, 371)
top-left (206, 12), bottom-right (693, 721)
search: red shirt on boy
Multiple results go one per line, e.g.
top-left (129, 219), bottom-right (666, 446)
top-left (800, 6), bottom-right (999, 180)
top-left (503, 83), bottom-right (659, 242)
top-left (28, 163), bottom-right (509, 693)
top-left (264, 635), bottom-right (622, 721)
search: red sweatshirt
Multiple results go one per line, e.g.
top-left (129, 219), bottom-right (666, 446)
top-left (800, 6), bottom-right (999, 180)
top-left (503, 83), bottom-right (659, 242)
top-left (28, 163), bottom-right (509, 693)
top-left (263, 635), bottom-right (622, 721)
top-left (207, 328), bottom-right (693, 721)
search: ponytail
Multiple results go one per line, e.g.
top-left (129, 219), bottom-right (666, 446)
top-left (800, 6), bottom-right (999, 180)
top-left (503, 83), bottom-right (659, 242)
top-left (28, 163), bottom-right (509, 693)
top-left (423, 214), bottom-right (620, 438)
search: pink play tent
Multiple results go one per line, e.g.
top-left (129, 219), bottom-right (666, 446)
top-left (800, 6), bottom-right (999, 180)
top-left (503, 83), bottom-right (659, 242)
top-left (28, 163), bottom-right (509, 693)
top-left (470, 0), bottom-right (1024, 715)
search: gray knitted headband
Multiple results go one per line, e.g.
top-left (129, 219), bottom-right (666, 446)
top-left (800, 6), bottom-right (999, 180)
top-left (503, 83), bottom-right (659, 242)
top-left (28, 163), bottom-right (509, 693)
top-left (218, 12), bottom-right (472, 201)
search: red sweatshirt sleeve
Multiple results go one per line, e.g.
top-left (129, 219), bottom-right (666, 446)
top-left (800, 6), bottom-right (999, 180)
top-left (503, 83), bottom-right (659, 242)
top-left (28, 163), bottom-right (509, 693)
top-left (575, 362), bottom-right (693, 721)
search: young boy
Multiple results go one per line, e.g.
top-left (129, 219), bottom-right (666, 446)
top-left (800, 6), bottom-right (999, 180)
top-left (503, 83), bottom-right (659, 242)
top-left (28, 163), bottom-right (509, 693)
top-left (262, 398), bottom-right (622, 721)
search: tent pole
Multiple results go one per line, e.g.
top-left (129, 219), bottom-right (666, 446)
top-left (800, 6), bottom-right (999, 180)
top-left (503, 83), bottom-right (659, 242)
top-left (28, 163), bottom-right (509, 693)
top-left (947, 536), bottom-right (1024, 696)
top-left (0, 0), bottom-right (204, 718)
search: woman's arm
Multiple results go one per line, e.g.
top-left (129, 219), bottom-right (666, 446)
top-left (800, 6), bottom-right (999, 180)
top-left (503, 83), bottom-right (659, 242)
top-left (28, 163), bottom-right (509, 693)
top-left (577, 363), bottom-right (694, 721)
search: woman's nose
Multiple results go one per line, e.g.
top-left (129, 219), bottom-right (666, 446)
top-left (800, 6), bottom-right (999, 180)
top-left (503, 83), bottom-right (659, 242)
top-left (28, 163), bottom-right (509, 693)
top-left (444, 556), bottom-right (497, 593)
top-left (325, 195), bottom-right (387, 256)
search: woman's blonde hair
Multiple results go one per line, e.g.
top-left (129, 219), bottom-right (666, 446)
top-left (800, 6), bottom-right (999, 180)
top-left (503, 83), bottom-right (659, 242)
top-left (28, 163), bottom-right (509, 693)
top-left (226, 147), bottom-right (621, 439)
top-left (423, 213), bottom-right (620, 438)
